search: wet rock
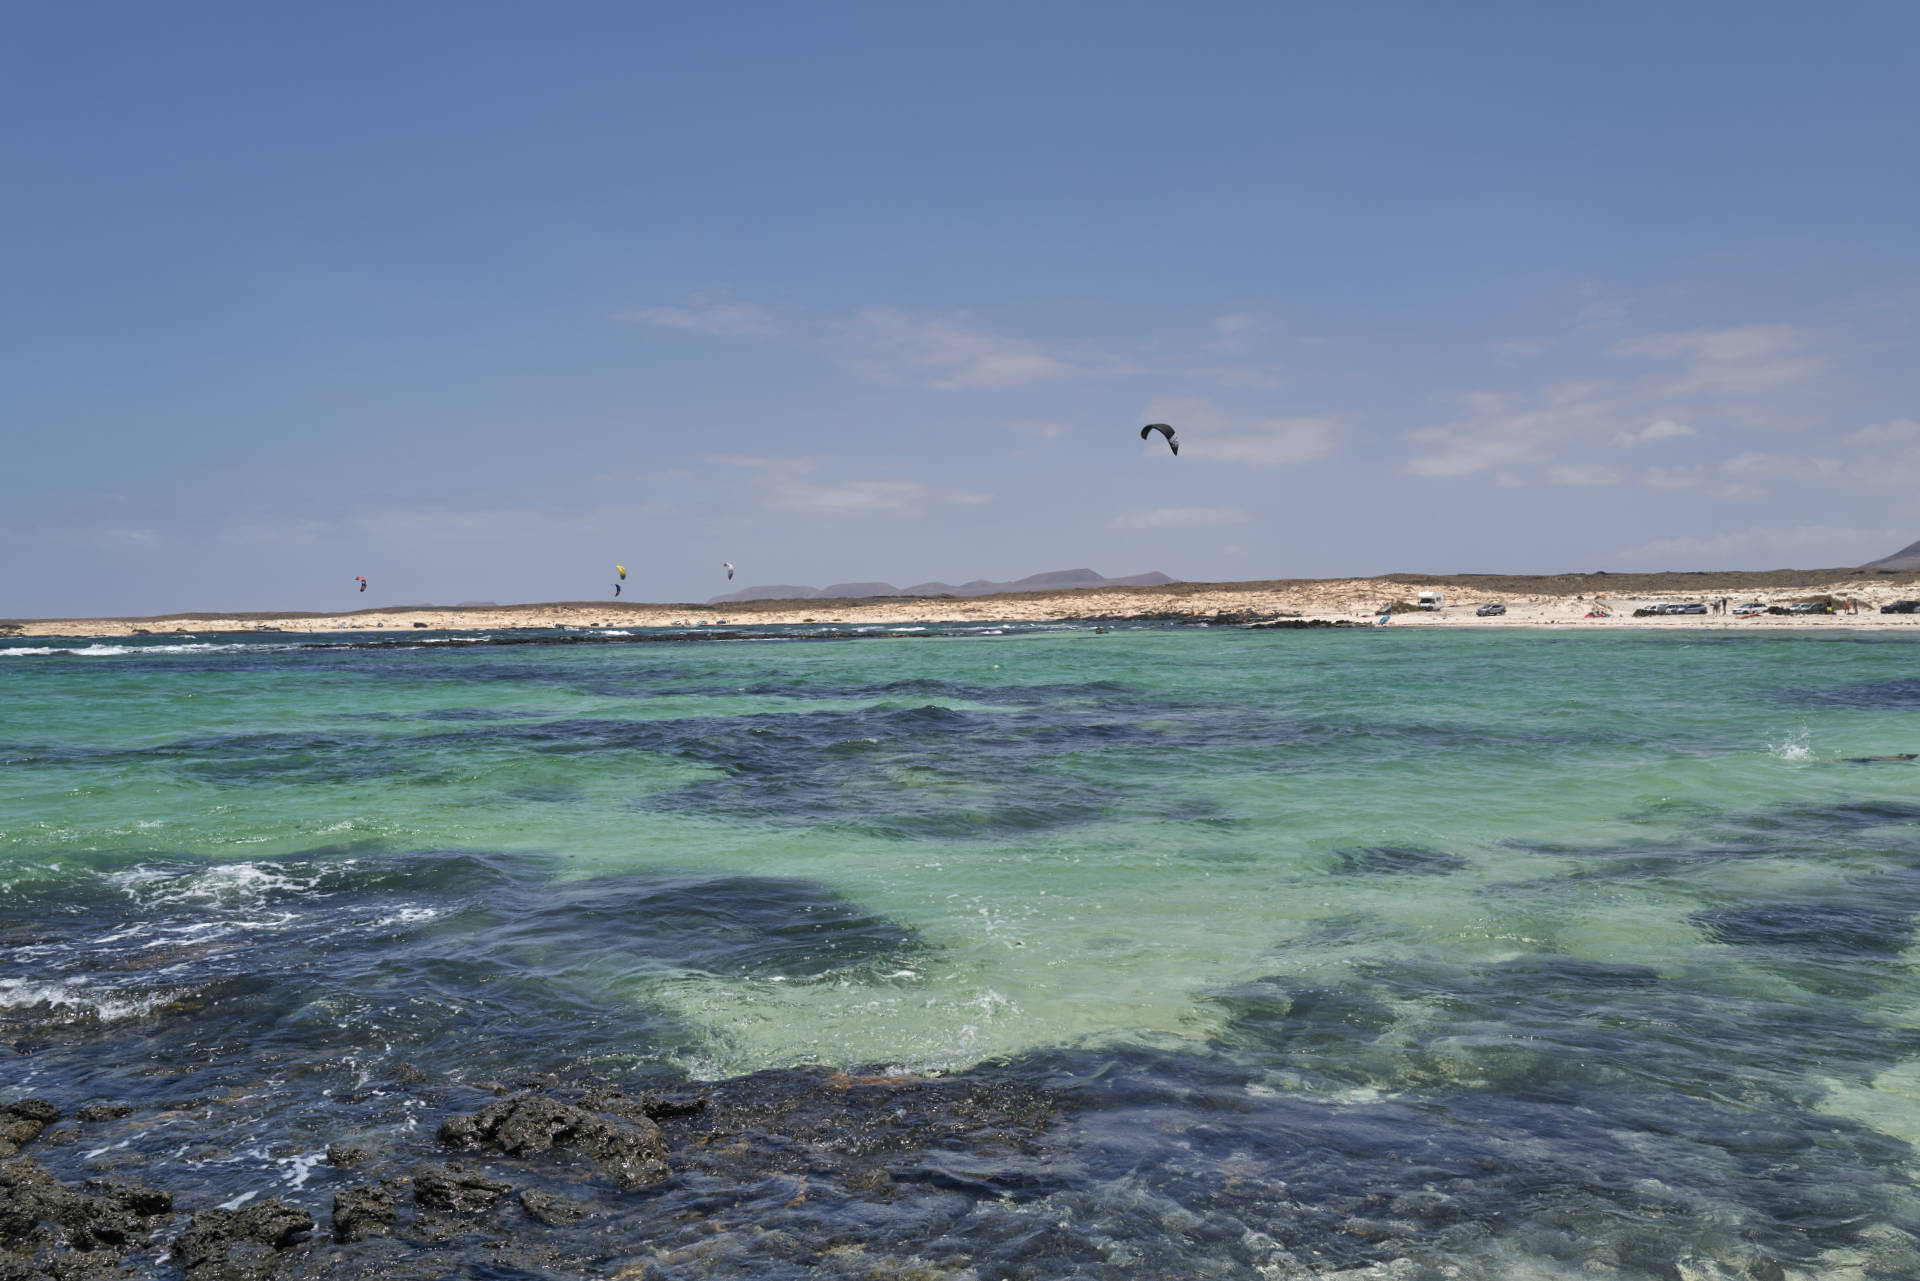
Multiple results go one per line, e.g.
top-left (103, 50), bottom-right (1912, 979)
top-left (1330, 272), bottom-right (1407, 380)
top-left (330, 1181), bottom-right (401, 1242)
top-left (65, 1180), bottom-right (171, 1250)
top-left (517, 1188), bottom-right (591, 1226)
top-left (0, 1158), bottom-right (172, 1263)
top-left (73, 1105), bottom-right (131, 1125)
top-left (0, 1101), bottom-right (60, 1157)
top-left (323, 1145), bottom-right (369, 1168)
top-left (577, 1086), bottom-right (708, 1123)
top-left (412, 1163), bottom-right (511, 1213)
top-left (0, 1158), bottom-right (60, 1241)
top-left (172, 1199), bottom-right (312, 1281)
top-left (437, 1093), bottom-right (669, 1190)
top-left (1245, 618), bottom-right (1364, 630)
top-left (392, 1063), bottom-right (428, 1087)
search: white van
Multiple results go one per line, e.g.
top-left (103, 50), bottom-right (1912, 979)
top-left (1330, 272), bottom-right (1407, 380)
top-left (1417, 591), bottom-right (1444, 611)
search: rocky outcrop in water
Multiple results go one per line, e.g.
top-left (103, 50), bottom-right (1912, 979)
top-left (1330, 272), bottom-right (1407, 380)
top-left (172, 1200), bottom-right (313, 1281)
top-left (0, 1156), bottom-right (172, 1275)
top-left (328, 1181), bottom-right (400, 1243)
top-left (436, 1092), bottom-right (671, 1190)
top-left (0, 1103), bottom-right (59, 1159)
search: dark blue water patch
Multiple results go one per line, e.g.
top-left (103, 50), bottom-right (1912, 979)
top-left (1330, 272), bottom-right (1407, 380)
top-left (1507, 791), bottom-right (1920, 878)
top-left (1787, 676), bottom-right (1920, 709)
top-left (2, 853), bottom-right (929, 1096)
top-left (1501, 837), bottom-right (1783, 882)
top-left (995, 1042), bottom-right (1919, 1280)
top-left (1744, 799), bottom-right (1920, 837)
top-left (1334, 845), bottom-right (1468, 876)
top-left (1695, 903), bottom-right (1915, 957)
top-left (434, 705), bottom-right (1238, 835)
top-left (1215, 949), bottom-right (1920, 1112)
top-left (337, 707), bottom-right (565, 722)
top-left (502, 872), bottom-right (927, 982)
top-left (1184, 958), bottom-right (1920, 1270)
top-left (161, 729), bottom-right (468, 786)
top-left (501, 783), bottom-right (587, 804)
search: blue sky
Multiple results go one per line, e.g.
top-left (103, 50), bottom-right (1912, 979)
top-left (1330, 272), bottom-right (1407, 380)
top-left (5, 1), bottom-right (1916, 616)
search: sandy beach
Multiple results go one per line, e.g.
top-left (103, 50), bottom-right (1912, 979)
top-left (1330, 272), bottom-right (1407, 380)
top-left (7, 569), bottom-right (1920, 637)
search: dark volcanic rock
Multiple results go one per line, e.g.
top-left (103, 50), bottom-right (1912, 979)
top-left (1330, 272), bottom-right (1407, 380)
top-left (437, 1093), bottom-right (669, 1190)
top-left (0, 1101), bottom-right (60, 1158)
top-left (330, 1181), bottom-right (401, 1242)
top-left (323, 1145), bottom-right (369, 1168)
top-left (517, 1188), bottom-right (592, 1226)
top-left (1244, 618), bottom-right (1365, 629)
top-left (173, 1199), bottom-right (313, 1281)
top-left (72, 1105), bottom-right (131, 1125)
top-left (411, 1163), bottom-right (511, 1214)
top-left (0, 1158), bottom-right (173, 1269)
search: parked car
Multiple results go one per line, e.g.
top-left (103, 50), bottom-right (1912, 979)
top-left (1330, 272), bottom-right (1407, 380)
top-left (1476, 602), bottom-right (1506, 617)
top-left (1732, 601), bottom-right (1767, 616)
top-left (1882, 600), bottom-right (1920, 614)
top-left (1786, 601), bottom-right (1831, 614)
top-left (1667, 602), bottom-right (1709, 614)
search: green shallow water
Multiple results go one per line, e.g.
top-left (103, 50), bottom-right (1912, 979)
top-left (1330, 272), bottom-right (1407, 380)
top-left (5, 623), bottom-right (1920, 1276)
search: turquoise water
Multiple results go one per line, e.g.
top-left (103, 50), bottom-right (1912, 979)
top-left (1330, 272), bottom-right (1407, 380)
top-left (5, 623), bottom-right (1920, 1276)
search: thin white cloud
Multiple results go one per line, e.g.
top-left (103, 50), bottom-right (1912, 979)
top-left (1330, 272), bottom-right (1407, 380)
top-left (1611, 418), bottom-right (1695, 447)
top-left (1490, 337), bottom-right (1556, 362)
top-left (830, 309), bottom-right (1120, 390)
top-left (1112, 506), bottom-right (1247, 529)
top-left (620, 298), bottom-right (780, 337)
top-left (1142, 396), bottom-right (1337, 466)
top-left (1609, 524), bottom-right (1907, 571)
top-left (1849, 417), bottom-right (1920, 445)
top-left (1719, 451), bottom-right (1842, 480)
top-left (1406, 324), bottom-right (1824, 478)
top-left (1569, 283), bottom-right (1631, 331)
top-left (1545, 463), bottom-right (1622, 486)
top-left (1212, 313), bottom-right (1261, 355)
top-left (1006, 418), bottom-right (1073, 440)
top-left (1640, 465), bottom-right (1705, 491)
top-left (1611, 325), bottom-right (1822, 401)
top-left (771, 478), bottom-right (991, 514)
top-left (704, 454), bottom-right (817, 474)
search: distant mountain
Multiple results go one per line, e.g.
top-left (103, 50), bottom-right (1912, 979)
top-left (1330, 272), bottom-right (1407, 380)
top-left (708, 568), bottom-right (1176, 604)
top-left (1863, 539), bottom-right (1920, 571)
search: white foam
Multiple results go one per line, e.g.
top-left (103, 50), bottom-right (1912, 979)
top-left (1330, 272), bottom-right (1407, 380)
top-left (1768, 728), bottom-right (1814, 761)
top-left (372, 907), bottom-right (439, 928)
top-left (0, 978), bottom-right (176, 1021)
top-left (0, 642), bottom-right (254, 658)
top-left (111, 861), bottom-right (319, 906)
top-left (278, 1150), bottom-right (329, 1189)
top-left (217, 1190), bottom-right (259, 1212)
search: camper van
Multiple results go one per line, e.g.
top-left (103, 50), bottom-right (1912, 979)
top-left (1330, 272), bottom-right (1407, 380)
top-left (1417, 591), bottom-right (1444, 611)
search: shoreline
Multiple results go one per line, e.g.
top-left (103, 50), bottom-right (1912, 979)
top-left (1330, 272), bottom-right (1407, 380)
top-left (6, 570), bottom-right (1920, 637)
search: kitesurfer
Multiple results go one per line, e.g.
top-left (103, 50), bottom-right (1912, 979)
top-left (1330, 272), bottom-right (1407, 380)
top-left (1141, 423), bottom-right (1178, 455)
top-left (724, 563), bottom-right (735, 580)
